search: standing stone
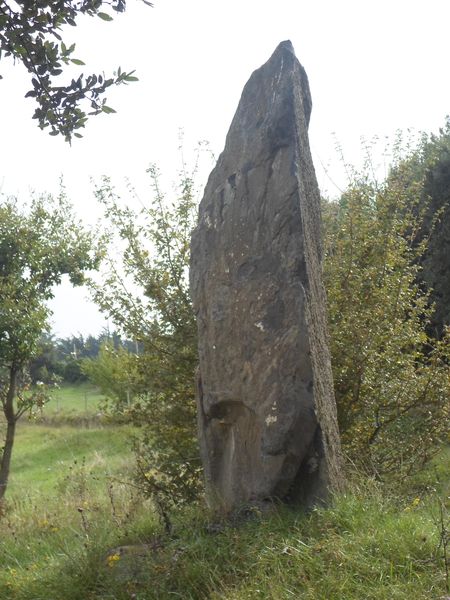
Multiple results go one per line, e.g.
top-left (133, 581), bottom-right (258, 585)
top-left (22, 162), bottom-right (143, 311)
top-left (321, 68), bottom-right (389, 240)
top-left (190, 41), bottom-right (344, 513)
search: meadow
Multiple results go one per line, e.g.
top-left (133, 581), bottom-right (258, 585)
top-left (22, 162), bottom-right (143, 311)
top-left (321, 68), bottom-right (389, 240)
top-left (0, 385), bottom-right (448, 599)
top-left (37, 382), bottom-right (106, 418)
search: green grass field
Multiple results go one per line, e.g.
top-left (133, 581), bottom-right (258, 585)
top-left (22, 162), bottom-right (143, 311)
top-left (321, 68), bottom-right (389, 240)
top-left (43, 382), bottom-right (106, 416)
top-left (9, 422), bottom-right (133, 496)
top-left (0, 385), bottom-right (157, 599)
top-left (0, 385), bottom-right (449, 600)
top-left (4, 382), bottom-right (136, 504)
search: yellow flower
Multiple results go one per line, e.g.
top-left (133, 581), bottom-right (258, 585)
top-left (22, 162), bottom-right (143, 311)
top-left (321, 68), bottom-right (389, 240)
top-left (404, 497), bottom-right (421, 512)
top-left (106, 553), bottom-right (121, 567)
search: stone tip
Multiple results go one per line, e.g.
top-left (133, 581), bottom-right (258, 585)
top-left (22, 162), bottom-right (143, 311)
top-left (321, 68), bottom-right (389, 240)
top-left (275, 40), bottom-right (295, 56)
top-left (269, 39), bottom-right (311, 124)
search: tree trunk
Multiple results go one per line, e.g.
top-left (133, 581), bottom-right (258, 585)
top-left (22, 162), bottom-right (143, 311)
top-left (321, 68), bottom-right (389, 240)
top-left (0, 366), bottom-right (18, 501)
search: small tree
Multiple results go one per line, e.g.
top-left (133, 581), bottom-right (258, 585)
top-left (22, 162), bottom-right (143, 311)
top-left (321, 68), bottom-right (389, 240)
top-left (82, 340), bottom-right (141, 411)
top-left (91, 155), bottom-right (206, 515)
top-left (0, 192), bottom-right (100, 500)
top-left (323, 147), bottom-right (450, 478)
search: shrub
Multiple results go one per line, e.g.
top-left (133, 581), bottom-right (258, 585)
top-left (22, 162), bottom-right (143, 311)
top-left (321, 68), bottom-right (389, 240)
top-left (323, 144), bottom-right (450, 478)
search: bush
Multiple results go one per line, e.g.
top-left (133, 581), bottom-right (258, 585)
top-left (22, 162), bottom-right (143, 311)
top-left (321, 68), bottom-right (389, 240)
top-left (91, 149), bottom-right (210, 516)
top-left (323, 143), bottom-right (450, 479)
top-left (82, 341), bottom-right (141, 412)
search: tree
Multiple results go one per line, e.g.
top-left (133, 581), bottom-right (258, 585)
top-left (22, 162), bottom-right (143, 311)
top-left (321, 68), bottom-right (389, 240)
top-left (0, 0), bottom-right (152, 141)
top-left (91, 155), bottom-right (205, 516)
top-left (389, 119), bottom-right (450, 337)
top-left (82, 339), bottom-right (141, 411)
top-left (0, 192), bottom-right (101, 500)
top-left (323, 146), bottom-right (450, 479)
top-left (28, 333), bottom-right (60, 384)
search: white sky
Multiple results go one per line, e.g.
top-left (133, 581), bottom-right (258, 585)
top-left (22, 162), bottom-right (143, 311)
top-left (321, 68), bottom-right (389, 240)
top-left (1, 0), bottom-right (449, 338)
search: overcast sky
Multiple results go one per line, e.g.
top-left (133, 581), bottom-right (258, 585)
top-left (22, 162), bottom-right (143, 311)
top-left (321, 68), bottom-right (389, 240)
top-left (1, 0), bottom-right (449, 338)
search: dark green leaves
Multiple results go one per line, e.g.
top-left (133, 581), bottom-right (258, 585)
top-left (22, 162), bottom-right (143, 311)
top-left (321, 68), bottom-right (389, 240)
top-left (97, 12), bottom-right (113, 21)
top-left (0, 0), bottom-right (152, 142)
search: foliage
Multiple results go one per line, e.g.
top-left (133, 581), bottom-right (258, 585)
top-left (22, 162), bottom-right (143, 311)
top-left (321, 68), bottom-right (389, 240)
top-left (82, 340), bottom-right (141, 411)
top-left (91, 154), bottom-right (205, 512)
top-left (0, 0), bottom-right (152, 141)
top-left (0, 375), bottom-right (51, 419)
top-left (29, 330), bottom-right (137, 384)
top-left (61, 356), bottom-right (86, 383)
top-left (389, 118), bottom-right (450, 337)
top-left (28, 334), bottom-right (60, 384)
top-left (323, 144), bottom-right (450, 479)
top-left (0, 191), bottom-right (101, 499)
top-left (56, 332), bottom-right (105, 361)
top-left (0, 192), bottom-right (100, 362)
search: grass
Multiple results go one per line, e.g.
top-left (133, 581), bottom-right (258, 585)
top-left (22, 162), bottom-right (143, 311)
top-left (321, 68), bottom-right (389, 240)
top-left (9, 422), bottom-right (133, 496)
top-left (0, 385), bottom-right (448, 599)
top-left (1, 386), bottom-right (152, 598)
top-left (137, 487), bottom-right (447, 600)
top-left (44, 382), bottom-right (106, 416)
top-left (0, 474), bottom-right (448, 600)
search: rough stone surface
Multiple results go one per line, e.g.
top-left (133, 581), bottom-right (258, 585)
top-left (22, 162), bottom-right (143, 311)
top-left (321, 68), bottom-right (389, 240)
top-left (190, 41), bottom-right (344, 513)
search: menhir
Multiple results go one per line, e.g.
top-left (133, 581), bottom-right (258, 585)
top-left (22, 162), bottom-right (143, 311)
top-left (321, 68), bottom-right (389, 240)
top-left (190, 40), bottom-right (344, 513)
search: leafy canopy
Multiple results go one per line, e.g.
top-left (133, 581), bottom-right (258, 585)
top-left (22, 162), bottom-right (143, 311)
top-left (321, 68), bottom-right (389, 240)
top-left (0, 192), bottom-right (101, 367)
top-left (82, 340), bottom-right (141, 410)
top-left (0, 0), bottom-right (151, 141)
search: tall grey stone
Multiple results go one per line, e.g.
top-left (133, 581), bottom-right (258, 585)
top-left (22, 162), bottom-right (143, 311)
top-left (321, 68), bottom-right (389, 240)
top-left (190, 41), bottom-right (344, 513)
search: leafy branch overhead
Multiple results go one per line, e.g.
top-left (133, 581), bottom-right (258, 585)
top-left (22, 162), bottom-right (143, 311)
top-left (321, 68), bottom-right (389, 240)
top-left (0, 0), bottom-right (152, 141)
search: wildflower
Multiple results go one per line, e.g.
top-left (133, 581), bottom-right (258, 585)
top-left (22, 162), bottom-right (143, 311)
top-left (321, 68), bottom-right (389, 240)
top-left (106, 553), bottom-right (121, 568)
top-left (404, 497), bottom-right (421, 512)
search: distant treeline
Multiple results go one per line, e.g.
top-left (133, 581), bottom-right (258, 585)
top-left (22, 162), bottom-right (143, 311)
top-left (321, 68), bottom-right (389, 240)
top-left (29, 332), bottom-right (140, 384)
